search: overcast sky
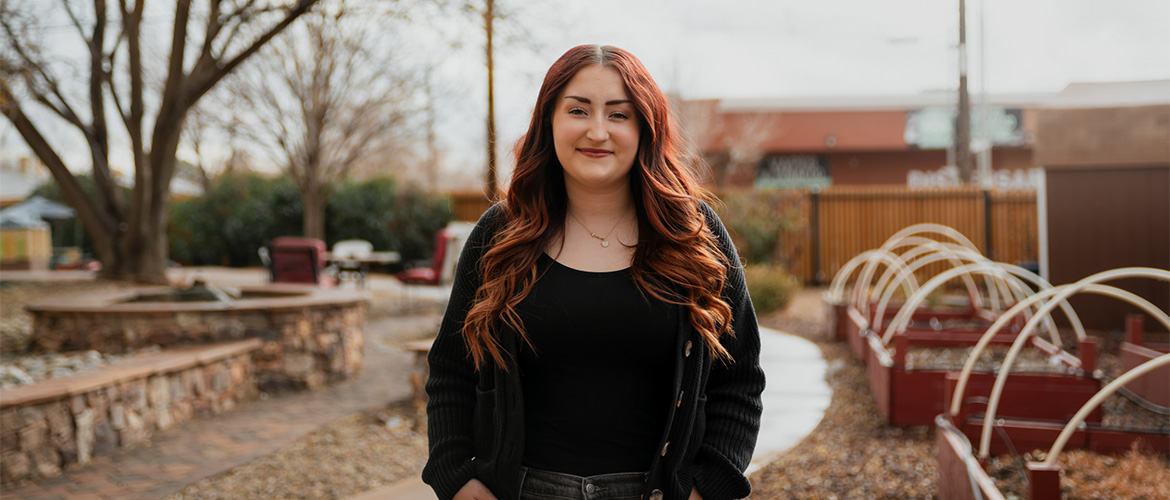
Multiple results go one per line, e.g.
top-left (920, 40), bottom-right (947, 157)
top-left (3, 0), bottom-right (1168, 186)
top-left (422, 0), bottom-right (1170, 185)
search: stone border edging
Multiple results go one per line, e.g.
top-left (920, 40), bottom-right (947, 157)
top-left (0, 339), bottom-right (264, 484)
top-left (0, 339), bottom-right (263, 409)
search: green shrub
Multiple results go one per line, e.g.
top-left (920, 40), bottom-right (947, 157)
top-left (714, 190), bottom-right (799, 265)
top-left (744, 263), bottom-right (800, 314)
top-left (169, 173), bottom-right (452, 268)
top-left (325, 178), bottom-right (452, 264)
top-left (169, 173), bottom-right (302, 266)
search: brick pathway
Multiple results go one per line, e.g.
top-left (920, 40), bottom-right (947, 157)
top-left (1, 314), bottom-right (440, 500)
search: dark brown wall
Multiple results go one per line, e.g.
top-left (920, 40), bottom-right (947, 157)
top-left (828, 150), bottom-right (947, 184)
top-left (1035, 105), bottom-right (1170, 167)
top-left (826, 148), bottom-right (1035, 185)
top-left (1046, 165), bottom-right (1170, 332)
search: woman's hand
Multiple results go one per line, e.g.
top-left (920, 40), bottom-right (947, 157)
top-left (453, 479), bottom-right (498, 500)
top-left (689, 486), bottom-right (705, 500)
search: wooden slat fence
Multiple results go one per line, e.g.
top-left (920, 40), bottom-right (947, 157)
top-left (792, 186), bottom-right (1037, 284)
top-left (447, 186), bottom-right (1038, 286)
top-left (448, 190), bottom-right (493, 223)
top-left (987, 190), bottom-right (1039, 267)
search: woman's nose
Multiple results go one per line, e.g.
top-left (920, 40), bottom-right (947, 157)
top-left (585, 117), bottom-right (609, 142)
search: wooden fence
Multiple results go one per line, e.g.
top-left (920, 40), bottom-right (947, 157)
top-left (448, 190), bottom-right (495, 223)
top-left (447, 186), bottom-right (1039, 285)
top-left (802, 186), bottom-right (1038, 284)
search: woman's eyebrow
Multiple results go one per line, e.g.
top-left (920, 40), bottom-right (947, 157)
top-left (564, 95), bottom-right (633, 106)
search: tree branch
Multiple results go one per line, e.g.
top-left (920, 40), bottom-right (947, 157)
top-left (0, 16), bottom-right (88, 131)
top-left (1, 79), bottom-right (114, 254)
top-left (196, 0), bottom-right (224, 73)
top-left (187, 0), bottom-right (320, 101)
top-left (60, 0), bottom-right (91, 41)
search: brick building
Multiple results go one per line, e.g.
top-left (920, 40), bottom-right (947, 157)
top-left (679, 80), bottom-right (1167, 191)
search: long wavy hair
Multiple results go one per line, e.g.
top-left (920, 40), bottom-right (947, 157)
top-left (463, 45), bottom-right (734, 370)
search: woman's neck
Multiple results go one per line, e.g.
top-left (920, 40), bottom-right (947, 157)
top-left (564, 181), bottom-right (634, 220)
top-left (551, 179), bottom-right (638, 271)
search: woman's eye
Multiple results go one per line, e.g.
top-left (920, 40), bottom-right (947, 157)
top-left (610, 112), bottom-right (629, 120)
top-left (568, 107), bottom-right (587, 116)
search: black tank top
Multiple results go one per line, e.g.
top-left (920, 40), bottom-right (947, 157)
top-left (516, 253), bottom-right (677, 476)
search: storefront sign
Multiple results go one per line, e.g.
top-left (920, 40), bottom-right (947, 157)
top-left (904, 106), bottom-right (1026, 149)
top-left (755, 154), bottom-right (832, 189)
top-left (907, 165), bottom-right (1043, 190)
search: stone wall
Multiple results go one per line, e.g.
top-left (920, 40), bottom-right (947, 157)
top-left (251, 304), bottom-right (366, 391)
top-left (28, 292), bottom-right (368, 393)
top-left (0, 340), bottom-right (261, 485)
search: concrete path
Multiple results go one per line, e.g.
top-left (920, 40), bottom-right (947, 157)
top-left (347, 326), bottom-right (832, 500)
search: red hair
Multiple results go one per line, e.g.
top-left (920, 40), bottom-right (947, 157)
top-left (463, 45), bottom-right (734, 370)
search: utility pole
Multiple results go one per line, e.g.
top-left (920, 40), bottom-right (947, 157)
top-left (425, 66), bottom-right (438, 192)
top-left (956, 0), bottom-right (973, 183)
top-left (977, 0), bottom-right (993, 189)
top-left (483, 0), bottom-right (498, 199)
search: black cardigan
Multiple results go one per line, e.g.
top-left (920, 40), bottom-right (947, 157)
top-left (422, 202), bottom-right (765, 500)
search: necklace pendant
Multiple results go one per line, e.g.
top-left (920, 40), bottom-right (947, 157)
top-left (601, 239), bottom-right (609, 248)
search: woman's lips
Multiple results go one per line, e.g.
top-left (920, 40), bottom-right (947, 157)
top-left (578, 148), bottom-right (612, 158)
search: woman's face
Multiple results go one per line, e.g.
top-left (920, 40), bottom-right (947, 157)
top-left (551, 64), bottom-right (641, 193)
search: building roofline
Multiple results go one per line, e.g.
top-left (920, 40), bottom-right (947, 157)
top-left (713, 80), bottom-right (1170, 113)
top-left (716, 91), bottom-right (1053, 113)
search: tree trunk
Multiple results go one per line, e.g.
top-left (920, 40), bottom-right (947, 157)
top-left (98, 214), bottom-right (170, 283)
top-left (303, 183), bottom-right (325, 241)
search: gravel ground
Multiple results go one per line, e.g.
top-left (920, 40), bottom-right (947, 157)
top-left (164, 400), bottom-right (429, 500)
top-left (4, 280), bottom-right (1166, 499)
top-left (750, 289), bottom-right (941, 499)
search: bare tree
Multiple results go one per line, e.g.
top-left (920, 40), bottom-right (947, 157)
top-left (227, 1), bottom-right (416, 240)
top-left (722, 112), bottom-right (781, 187)
top-left (180, 104), bottom-right (217, 192)
top-left (1, 0), bottom-right (320, 283)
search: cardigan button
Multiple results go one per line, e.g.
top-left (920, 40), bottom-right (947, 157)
top-left (677, 391), bottom-right (684, 407)
top-left (649, 489), bottom-right (663, 500)
top-left (661, 441), bottom-right (670, 456)
top-left (684, 341), bottom-right (692, 357)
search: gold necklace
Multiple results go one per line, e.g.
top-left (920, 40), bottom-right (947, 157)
top-left (567, 209), bottom-right (627, 248)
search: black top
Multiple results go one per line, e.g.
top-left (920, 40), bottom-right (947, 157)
top-left (516, 254), bottom-right (676, 476)
top-left (422, 202), bottom-right (765, 500)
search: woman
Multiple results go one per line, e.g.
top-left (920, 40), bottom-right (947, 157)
top-left (422, 45), bottom-right (764, 500)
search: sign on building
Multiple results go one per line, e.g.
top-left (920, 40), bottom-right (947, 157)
top-left (755, 155), bottom-right (831, 189)
top-left (904, 106), bottom-right (1026, 149)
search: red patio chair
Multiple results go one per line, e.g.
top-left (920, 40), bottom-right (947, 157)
top-left (268, 236), bottom-right (335, 286)
top-left (396, 229), bottom-right (452, 286)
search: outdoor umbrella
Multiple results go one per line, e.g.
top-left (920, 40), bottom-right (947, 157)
top-left (0, 210), bottom-right (49, 229)
top-left (0, 195), bottom-right (76, 221)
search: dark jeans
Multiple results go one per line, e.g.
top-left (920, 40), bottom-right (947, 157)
top-left (518, 466), bottom-right (647, 500)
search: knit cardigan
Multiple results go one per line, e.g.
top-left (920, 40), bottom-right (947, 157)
top-left (422, 202), bottom-right (765, 500)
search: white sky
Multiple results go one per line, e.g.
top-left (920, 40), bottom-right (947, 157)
top-left (3, 0), bottom-right (1168, 188)
top-left (418, 0), bottom-right (1170, 186)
